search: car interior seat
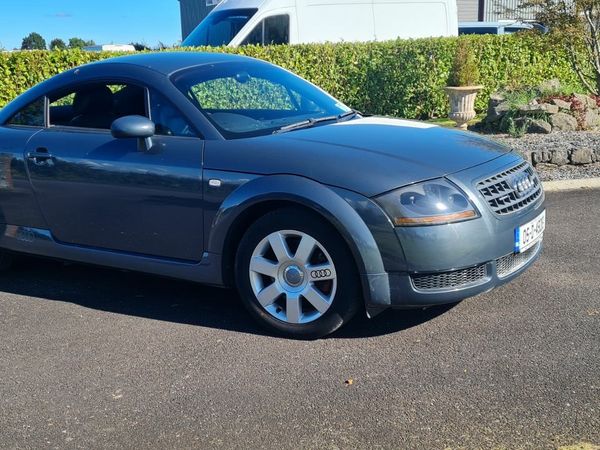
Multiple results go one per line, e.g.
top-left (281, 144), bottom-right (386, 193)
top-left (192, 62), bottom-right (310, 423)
top-left (68, 85), bottom-right (115, 129)
top-left (113, 85), bottom-right (147, 118)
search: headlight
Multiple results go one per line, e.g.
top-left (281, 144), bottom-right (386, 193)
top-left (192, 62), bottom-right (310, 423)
top-left (375, 179), bottom-right (479, 226)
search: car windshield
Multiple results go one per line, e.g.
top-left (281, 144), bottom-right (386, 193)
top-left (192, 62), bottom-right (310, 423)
top-left (171, 61), bottom-right (353, 139)
top-left (182, 9), bottom-right (257, 47)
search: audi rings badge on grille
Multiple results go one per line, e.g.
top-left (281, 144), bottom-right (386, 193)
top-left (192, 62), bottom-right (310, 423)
top-left (311, 269), bottom-right (332, 279)
top-left (510, 173), bottom-right (535, 198)
top-left (477, 162), bottom-right (542, 215)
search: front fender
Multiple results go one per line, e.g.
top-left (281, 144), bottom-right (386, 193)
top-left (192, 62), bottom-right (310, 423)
top-left (207, 174), bottom-right (391, 311)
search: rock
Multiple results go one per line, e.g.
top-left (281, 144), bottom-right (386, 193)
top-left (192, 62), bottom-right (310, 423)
top-left (527, 119), bottom-right (552, 134)
top-left (573, 93), bottom-right (598, 110)
top-left (571, 148), bottom-right (594, 164)
top-left (532, 150), bottom-right (551, 164)
top-left (518, 103), bottom-right (559, 114)
top-left (487, 101), bottom-right (511, 121)
top-left (541, 103), bottom-right (560, 114)
top-left (551, 98), bottom-right (572, 110)
top-left (488, 93), bottom-right (505, 107)
top-left (550, 149), bottom-right (569, 165)
top-left (550, 112), bottom-right (578, 131)
top-left (582, 109), bottom-right (600, 130)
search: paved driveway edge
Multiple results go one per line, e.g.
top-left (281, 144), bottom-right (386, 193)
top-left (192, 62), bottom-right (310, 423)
top-left (543, 177), bottom-right (600, 191)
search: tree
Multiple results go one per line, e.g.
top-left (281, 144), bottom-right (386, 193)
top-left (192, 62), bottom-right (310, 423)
top-left (21, 32), bottom-right (46, 50)
top-left (49, 38), bottom-right (67, 50)
top-left (68, 37), bottom-right (95, 49)
top-left (524, 0), bottom-right (600, 94)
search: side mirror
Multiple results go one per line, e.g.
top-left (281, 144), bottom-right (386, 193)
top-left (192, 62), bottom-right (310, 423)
top-left (111, 115), bottom-right (156, 152)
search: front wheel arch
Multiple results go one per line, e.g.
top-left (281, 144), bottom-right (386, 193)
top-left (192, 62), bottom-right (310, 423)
top-left (208, 175), bottom-right (390, 309)
top-left (221, 200), bottom-right (357, 287)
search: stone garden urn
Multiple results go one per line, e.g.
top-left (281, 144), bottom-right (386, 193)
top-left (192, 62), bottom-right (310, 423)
top-left (444, 85), bottom-right (483, 129)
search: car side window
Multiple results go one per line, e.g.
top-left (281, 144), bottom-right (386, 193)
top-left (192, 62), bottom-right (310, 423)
top-left (242, 15), bottom-right (290, 45)
top-left (7, 98), bottom-right (45, 127)
top-left (149, 91), bottom-right (198, 138)
top-left (48, 83), bottom-right (147, 130)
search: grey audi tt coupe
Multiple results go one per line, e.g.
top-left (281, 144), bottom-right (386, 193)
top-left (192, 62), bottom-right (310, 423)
top-left (0, 52), bottom-right (545, 338)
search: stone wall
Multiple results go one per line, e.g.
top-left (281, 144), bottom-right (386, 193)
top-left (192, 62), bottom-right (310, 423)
top-left (492, 132), bottom-right (600, 169)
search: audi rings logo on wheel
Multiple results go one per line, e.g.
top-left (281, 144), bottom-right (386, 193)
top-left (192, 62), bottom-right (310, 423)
top-left (310, 269), bottom-right (332, 279)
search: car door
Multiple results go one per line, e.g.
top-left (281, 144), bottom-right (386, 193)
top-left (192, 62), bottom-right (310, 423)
top-left (24, 82), bottom-right (206, 262)
top-left (0, 97), bottom-right (49, 229)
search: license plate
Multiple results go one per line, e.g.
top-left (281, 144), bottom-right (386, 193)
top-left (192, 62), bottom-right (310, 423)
top-left (515, 210), bottom-right (546, 253)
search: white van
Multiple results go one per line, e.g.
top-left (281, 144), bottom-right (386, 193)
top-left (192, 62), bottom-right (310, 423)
top-left (182, 0), bottom-right (458, 47)
top-left (83, 44), bottom-right (136, 52)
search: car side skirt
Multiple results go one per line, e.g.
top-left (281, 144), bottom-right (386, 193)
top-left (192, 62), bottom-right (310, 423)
top-left (0, 225), bottom-right (224, 285)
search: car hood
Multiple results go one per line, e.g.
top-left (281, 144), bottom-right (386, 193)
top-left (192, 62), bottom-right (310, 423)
top-left (205, 117), bottom-right (511, 197)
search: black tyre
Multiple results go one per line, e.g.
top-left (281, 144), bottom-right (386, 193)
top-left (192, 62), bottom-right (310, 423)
top-left (0, 250), bottom-right (12, 272)
top-left (235, 207), bottom-right (361, 339)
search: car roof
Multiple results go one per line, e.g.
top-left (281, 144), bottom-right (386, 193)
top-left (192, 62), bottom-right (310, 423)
top-left (90, 51), bottom-right (257, 75)
top-left (0, 52), bottom-right (260, 124)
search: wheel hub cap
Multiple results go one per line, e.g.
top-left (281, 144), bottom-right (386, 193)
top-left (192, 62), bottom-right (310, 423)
top-left (283, 265), bottom-right (304, 287)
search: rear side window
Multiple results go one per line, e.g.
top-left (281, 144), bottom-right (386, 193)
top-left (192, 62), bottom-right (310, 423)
top-left (7, 98), bottom-right (45, 127)
top-left (49, 83), bottom-right (147, 129)
top-left (242, 15), bottom-right (290, 45)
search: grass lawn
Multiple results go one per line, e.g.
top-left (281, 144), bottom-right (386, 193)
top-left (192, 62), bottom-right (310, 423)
top-left (426, 114), bottom-right (485, 129)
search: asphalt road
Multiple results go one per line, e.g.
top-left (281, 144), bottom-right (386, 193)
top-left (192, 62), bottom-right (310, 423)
top-left (0, 189), bottom-right (598, 450)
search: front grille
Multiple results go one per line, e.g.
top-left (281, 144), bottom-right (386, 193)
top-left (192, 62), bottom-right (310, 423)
top-left (477, 161), bottom-right (543, 215)
top-left (411, 264), bottom-right (488, 292)
top-left (496, 241), bottom-right (541, 278)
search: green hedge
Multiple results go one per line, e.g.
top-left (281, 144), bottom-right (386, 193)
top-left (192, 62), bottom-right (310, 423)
top-left (0, 35), bottom-right (582, 119)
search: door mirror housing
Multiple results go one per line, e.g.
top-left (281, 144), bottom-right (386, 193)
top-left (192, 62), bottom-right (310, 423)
top-left (111, 115), bottom-right (156, 152)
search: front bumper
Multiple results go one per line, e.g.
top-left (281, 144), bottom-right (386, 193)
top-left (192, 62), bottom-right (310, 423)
top-left (387, 240), bottom-right (543, 308)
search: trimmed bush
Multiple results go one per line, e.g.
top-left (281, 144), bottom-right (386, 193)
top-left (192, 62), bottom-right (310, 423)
top-left (0, 34), bottom-right (584, 119)
top-left (447, 39), bottom-right (480, 87)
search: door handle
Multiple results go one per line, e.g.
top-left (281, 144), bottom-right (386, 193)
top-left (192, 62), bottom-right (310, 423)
top-left (27, 147), bottom-right (55, 166)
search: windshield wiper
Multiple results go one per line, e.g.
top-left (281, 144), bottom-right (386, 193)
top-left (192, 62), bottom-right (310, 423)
top-left (273, 109), bottom-right (360, 134)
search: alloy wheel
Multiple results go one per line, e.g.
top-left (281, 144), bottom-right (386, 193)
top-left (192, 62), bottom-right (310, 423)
top-left (248, 230), bottom-right (337, 324)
